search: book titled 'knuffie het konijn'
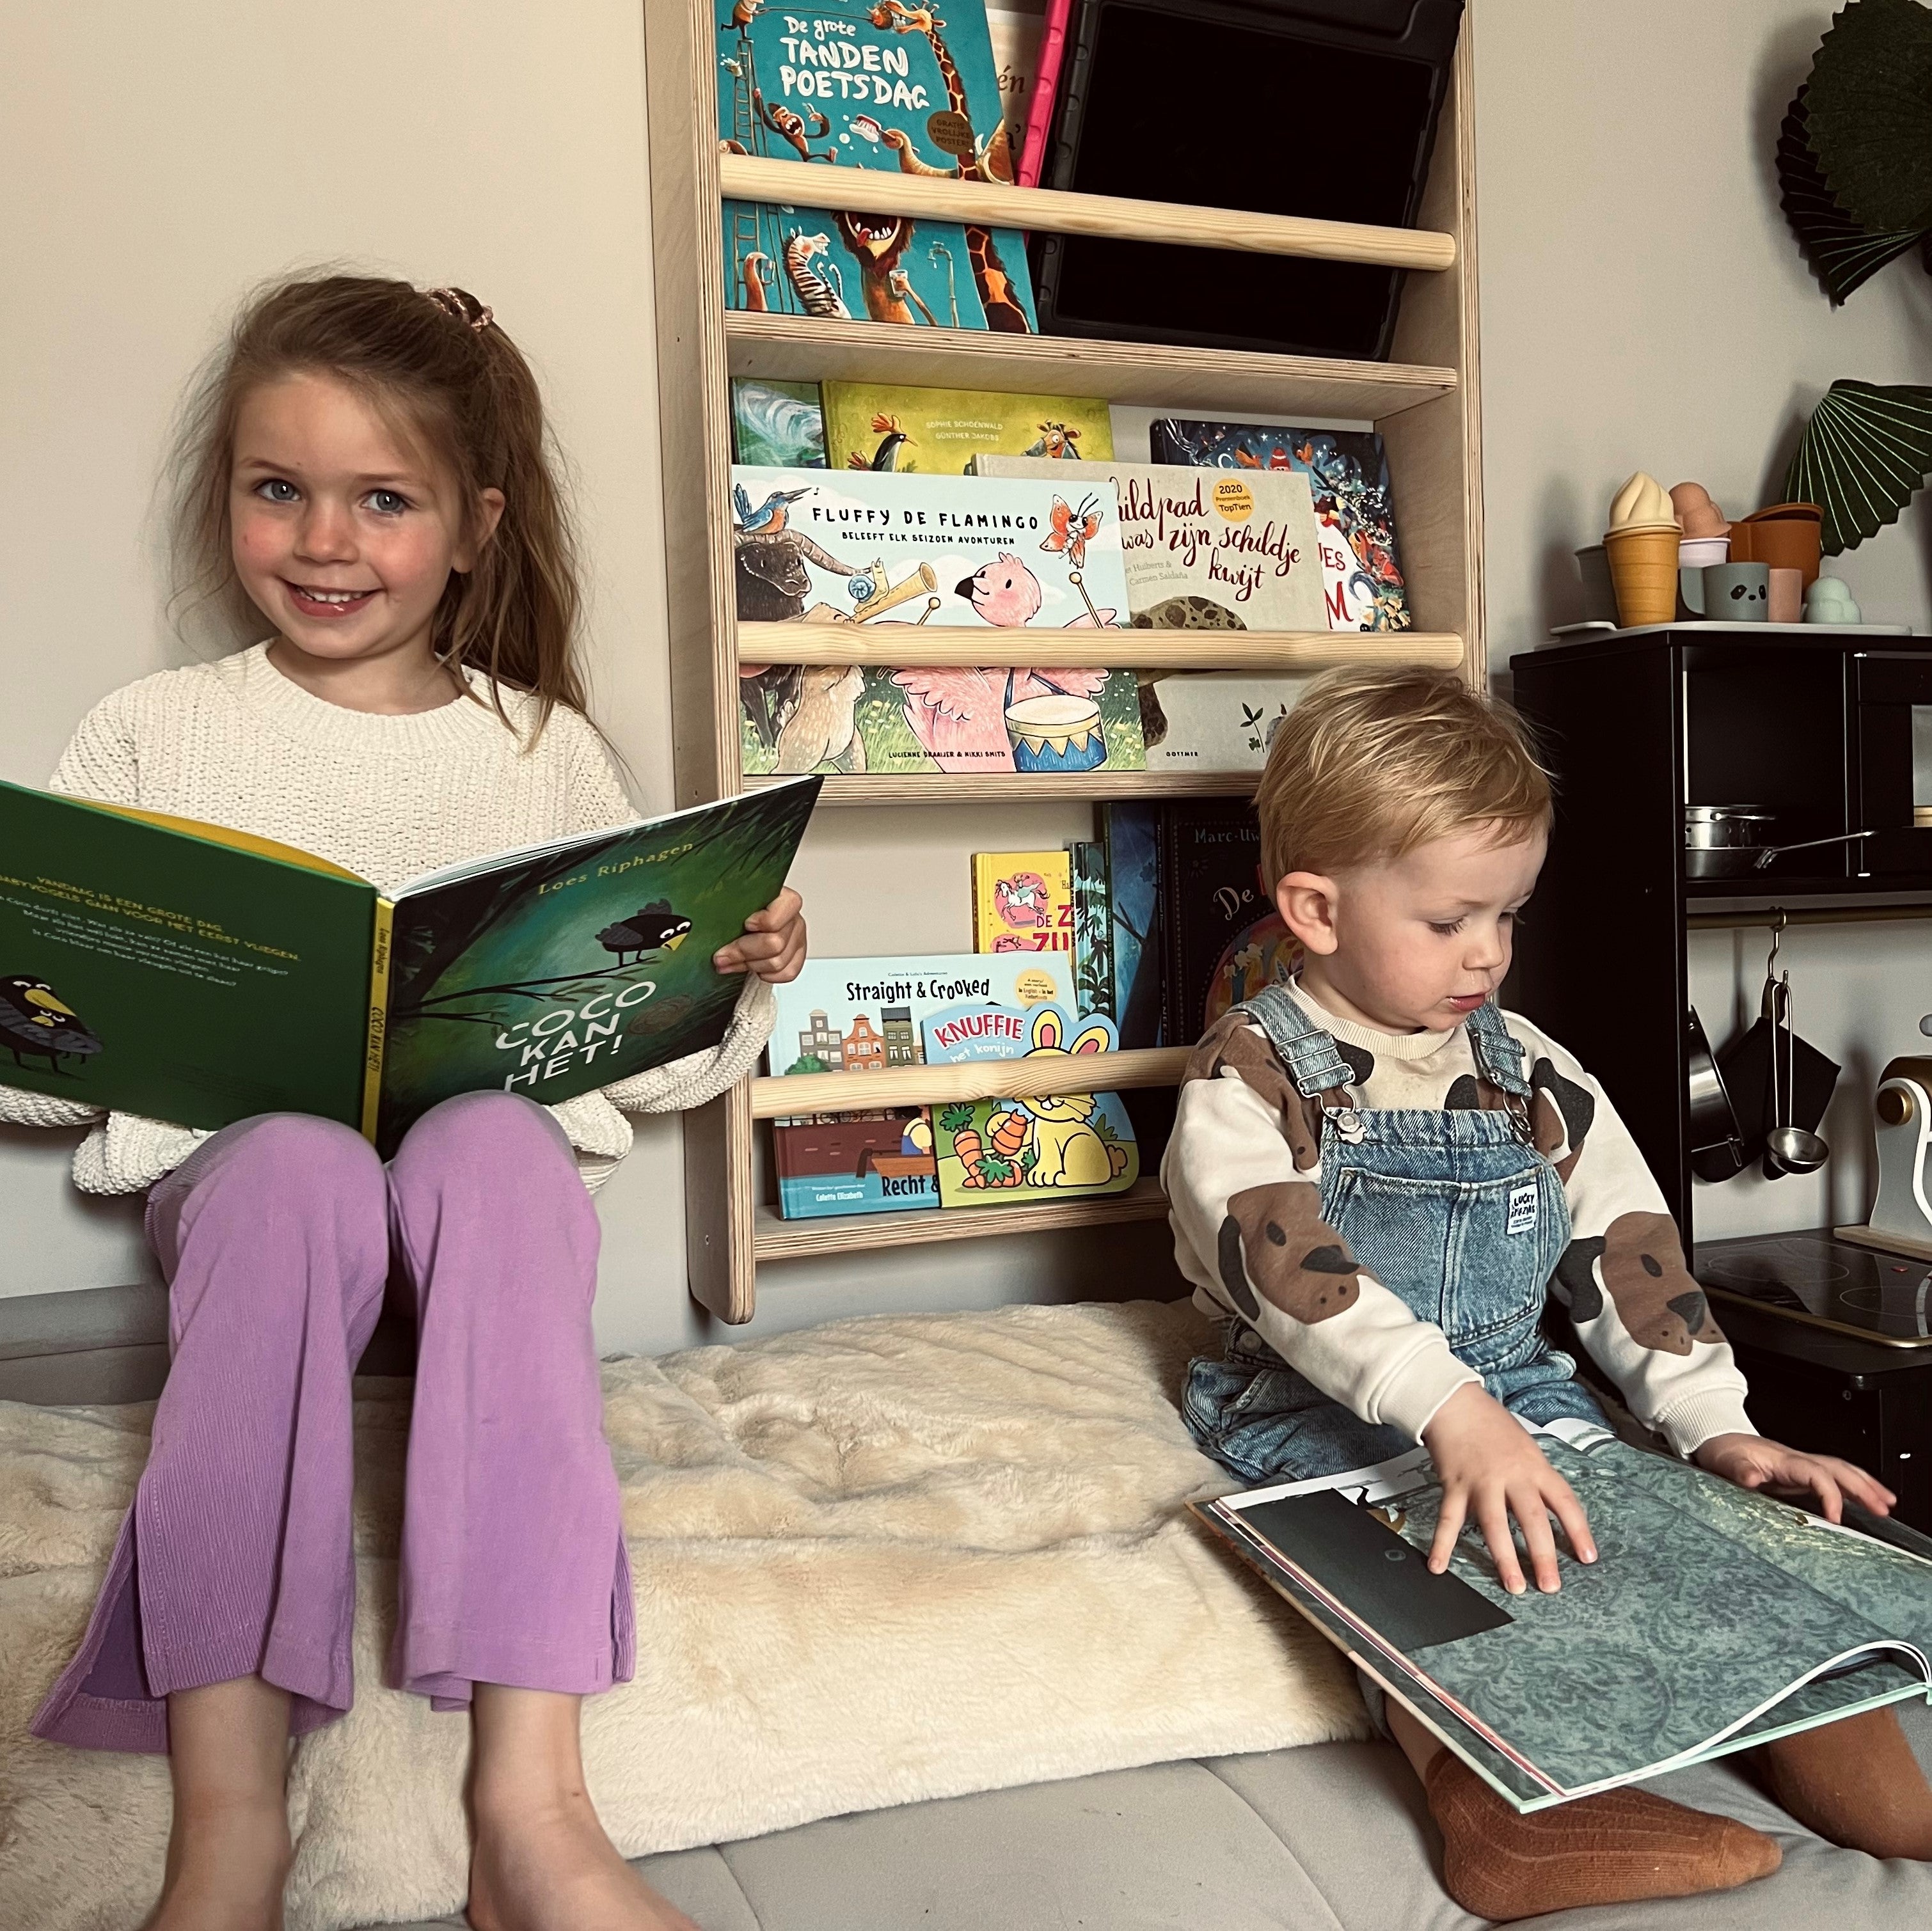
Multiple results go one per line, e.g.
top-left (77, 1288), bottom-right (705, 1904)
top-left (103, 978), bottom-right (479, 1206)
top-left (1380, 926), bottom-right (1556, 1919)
top-left (0, 777), bottom-right (820, 1155)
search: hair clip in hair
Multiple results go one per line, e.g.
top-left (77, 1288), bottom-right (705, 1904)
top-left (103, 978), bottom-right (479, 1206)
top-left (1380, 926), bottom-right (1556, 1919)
top-left (425, 286), bottom-right (494, 332)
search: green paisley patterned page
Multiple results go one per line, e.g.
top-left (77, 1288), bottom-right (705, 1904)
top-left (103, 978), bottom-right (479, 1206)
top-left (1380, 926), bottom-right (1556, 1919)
top-left (1209, 1436), bottom-right (1932, 1810)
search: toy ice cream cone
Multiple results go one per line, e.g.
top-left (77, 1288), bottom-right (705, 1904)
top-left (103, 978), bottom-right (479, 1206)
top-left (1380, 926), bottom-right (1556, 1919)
top-left (1604, 524), bottom-right (1681, 627)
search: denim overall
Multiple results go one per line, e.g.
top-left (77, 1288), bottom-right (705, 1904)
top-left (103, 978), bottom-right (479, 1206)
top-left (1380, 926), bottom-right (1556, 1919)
top-left (1184, 983), bottom-right (1608, 1486)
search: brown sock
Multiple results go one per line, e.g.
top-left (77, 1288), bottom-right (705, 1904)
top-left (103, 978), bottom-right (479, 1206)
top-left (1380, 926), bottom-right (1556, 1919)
top-left (1423, 1751), bottom-right (1781, 1923)
top-left (1748, 1709), bottom-right (1932, 1861)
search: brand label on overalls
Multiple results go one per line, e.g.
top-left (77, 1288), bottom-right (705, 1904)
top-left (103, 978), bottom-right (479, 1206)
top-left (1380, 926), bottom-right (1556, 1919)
top-left (1507, 1181), bottom-right (1539, 1236)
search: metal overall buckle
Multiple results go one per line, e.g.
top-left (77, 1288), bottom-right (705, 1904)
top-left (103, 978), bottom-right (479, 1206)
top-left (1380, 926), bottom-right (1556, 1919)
top-left (1322, 1099), bottom-right (1367, 1145)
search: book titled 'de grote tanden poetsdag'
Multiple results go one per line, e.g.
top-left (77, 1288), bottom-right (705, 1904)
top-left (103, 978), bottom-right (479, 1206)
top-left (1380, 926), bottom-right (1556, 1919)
top-left (0, 776), bottom-right (819, 1155)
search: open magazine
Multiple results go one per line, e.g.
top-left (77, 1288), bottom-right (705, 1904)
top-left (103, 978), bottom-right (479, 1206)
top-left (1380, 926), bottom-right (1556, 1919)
top-left (0, 776), bottom-right (820, 1153)
top-left (1197, 1426), bottom-right (1932, 1812)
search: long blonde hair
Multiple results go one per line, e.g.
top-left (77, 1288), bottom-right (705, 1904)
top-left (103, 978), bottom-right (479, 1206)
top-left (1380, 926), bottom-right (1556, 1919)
top-left (170, 272), bottom-right (585, 738)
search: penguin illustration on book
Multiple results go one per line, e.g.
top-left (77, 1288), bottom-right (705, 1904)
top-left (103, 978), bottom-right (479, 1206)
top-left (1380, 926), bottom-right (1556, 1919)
top-left (595, 903), bottom-right (693, 967)
top-left (0, 976), bottom-right (102, 1072)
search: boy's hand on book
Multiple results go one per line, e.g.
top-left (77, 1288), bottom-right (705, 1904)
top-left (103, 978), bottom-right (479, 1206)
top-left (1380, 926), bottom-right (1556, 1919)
top-left (713, 887), bottom-right (806, 982)
top-left (1693, 1432), bottom-right (1897, 1522)
top-left (1420, 1383), bottom-right (1598, 1595)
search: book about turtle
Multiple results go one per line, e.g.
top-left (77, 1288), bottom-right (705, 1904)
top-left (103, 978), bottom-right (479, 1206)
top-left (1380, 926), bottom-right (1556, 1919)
top-left (972, 456), bottom-right (1326, 631)
top-left (1136, 672), bottom-right (1312, 774)
top-left (766, 950), bottom-right (1071, 1219)
top-left (0, 776), bottom-right (821, 1156)
top-left (1159, 799), bottom-right (1298, 1048)
top-left (716, 0), bottom-right (1037, 334)
top-left (921, 1000), bottom-right (1138, 1206)
top-left (970, 848), bottom-right (1073, 955)
top-left (731, 377), bottom-right (827, 468)
top-left (730, 464), bottom-right (1144, 777)
top-left (1146, 422), bottom-right (1411, 633)
top-left (1200, 1431), bottom-right (1932, 1812)
top-left (827, 382), bottom-right (1112, 475)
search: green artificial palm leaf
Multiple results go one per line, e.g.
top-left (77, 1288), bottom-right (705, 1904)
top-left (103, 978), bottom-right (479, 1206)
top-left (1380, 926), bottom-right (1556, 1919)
top-left (1778, 89), bottom-right (1928, 302)
top-left (1785, 380), bottom-right (1932, 552)
top-left (1805, 0), bottom-right (1932, 234)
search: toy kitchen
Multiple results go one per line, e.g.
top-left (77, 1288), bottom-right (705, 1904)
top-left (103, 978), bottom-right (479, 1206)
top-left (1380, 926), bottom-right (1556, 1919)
top-left (1512, 622), bottom-right (1932, 1534)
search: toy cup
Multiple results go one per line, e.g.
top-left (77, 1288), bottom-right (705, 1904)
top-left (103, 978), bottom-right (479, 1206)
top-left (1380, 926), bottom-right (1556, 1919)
top-left (1576, 544), bottom-right (1619, 623)
top-left (1768, 567), bottom-right (1803, 624)
top-left (1604, 524), bottom-right (1681, 628)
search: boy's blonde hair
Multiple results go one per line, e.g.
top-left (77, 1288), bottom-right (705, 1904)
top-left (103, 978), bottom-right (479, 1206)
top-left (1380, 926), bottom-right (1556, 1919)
top-left (1255, 665), bottom-right (1551, 885)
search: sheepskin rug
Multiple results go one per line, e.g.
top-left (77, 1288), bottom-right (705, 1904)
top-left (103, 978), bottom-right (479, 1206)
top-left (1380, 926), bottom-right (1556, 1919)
top-left (0, 1298), bottom-right (1365, 1930)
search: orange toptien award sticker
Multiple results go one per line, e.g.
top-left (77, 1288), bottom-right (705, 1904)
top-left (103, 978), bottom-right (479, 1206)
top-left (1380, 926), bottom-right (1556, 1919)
top-left (1212, 477), bottom-right (1255, 523)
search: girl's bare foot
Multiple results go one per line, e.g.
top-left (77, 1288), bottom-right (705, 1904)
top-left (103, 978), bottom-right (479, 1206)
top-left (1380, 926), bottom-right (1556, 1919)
top-left (148, 1793), bottom-right (294, 1931)
top-left (468, 1790), bottom-right (698, 1931)
top-left (148, 1676), bottom-right (294, 1930)
top-left (466, 1683), bottom-right (697, 1931)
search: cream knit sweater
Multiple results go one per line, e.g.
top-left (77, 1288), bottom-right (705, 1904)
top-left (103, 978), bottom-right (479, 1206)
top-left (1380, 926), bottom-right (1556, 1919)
top-left (0, 643), bottom-right (775, 1195)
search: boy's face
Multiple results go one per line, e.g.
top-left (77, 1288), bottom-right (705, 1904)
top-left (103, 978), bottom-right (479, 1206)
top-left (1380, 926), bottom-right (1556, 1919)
top-left (1276, 823), bottom-right (1547, 1034)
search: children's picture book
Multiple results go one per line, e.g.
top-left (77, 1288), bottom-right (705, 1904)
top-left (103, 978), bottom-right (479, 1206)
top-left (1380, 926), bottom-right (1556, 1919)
top-left (731, 377), bottom-right (827, 468)
top-left (0, 776), bottom-right (821, 1156)
top-left (974, 456), bottom-right (1327, 631)
top-left (1159, 798), bottom-right (1297, 1046)
top-left (716, 0), bottom-right (1037, 333)
top-left (922, 1001), bottom-right (1139, 1205)
top-left (731, 464), bottom-right (1144, 776)
top-left (970, 848), bottom-right (1073, 955)
top-left (985, 6), bottom-right (1045, 140)
top-left (827, 382), bottom-right (1112, 473)
top-left (766, 950), bottom-right (1069, 1219)
top-left (1148, 421), bottom-right (1411, 633)
top-left (1069, 840), bottom-right (1113, 1020)
top-left (1200, 1430), bottom-right (1932, 1812)
top-left (1100, 801), bottom-right (1162, 1048)
top-left (1138, 671), bottom-right (1313, 773)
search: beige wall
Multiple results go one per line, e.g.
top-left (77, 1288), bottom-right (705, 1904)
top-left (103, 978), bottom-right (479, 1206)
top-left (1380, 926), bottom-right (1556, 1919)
top-left (6, 0), bottom-right (1924, 1340)
top-left (0, 0), bottom-right (1158, 1348)
top-left (1478, 0), bottom-right (1932, 1243)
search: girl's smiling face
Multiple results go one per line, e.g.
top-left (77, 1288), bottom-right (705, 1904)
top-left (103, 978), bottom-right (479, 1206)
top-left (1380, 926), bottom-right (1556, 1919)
top-left (228, 371), bottom-right (502, 680)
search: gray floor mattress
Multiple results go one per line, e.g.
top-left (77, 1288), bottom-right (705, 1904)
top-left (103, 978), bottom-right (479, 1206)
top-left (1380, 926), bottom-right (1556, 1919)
top-left (374, 1705), bottom-right (1932, 1929)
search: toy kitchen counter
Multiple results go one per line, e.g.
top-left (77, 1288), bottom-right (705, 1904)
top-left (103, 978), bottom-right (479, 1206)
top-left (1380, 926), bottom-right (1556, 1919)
top-left (1693, 1229), bottom-right (1932, 1533)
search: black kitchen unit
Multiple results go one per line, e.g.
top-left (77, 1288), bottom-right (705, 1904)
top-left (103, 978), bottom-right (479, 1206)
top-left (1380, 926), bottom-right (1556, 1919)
top-left (1511, 626), bottom-right (1932, 1529)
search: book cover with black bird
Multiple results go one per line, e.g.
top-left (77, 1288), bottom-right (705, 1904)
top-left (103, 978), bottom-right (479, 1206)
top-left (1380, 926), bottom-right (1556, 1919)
top-left (824, 381), bottom-right (1112, 474)
top-left (716, 0), bottom-right (1037, 334)
top-left (0, 776), bottom-right (820, 1153)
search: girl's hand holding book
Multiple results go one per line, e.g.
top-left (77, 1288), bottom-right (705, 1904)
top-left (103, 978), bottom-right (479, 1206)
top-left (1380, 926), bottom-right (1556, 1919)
top-left (1693, 1432), bottom-right (1896, 1523)
top-left (713, 887), bottom-right (807, 983)
top-left (1420, 1383), bottom-right (1599, 1596)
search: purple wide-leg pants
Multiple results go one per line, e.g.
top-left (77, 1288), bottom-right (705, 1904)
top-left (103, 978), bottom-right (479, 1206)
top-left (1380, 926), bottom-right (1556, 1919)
top-left (31, 1092), bottom-right (635, 1754)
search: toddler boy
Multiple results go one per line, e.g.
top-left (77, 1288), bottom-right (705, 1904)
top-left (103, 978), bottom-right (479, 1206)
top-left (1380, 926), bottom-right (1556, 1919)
top-left (1164, 665), bottom-right (1931, 1919)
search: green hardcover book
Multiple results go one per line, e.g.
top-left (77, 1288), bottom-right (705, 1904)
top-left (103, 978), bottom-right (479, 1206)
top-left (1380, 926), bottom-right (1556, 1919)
top-left (0, 776), bottom-right (820, 1154)
top-left (823, 380), bottom-right (1113, 475)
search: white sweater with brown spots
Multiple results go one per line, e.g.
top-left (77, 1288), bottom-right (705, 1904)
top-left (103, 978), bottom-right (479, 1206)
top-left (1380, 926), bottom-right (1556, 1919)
top-left (1162, 988), bottom-right (1755, 1459)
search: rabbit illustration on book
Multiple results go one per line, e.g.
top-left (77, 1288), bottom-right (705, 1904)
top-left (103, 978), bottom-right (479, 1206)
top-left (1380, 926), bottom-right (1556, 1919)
top-left (985, 1006), bottom-right (1128, 1189)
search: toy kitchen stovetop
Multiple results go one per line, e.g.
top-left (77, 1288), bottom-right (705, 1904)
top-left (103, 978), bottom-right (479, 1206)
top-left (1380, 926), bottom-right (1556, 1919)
top-left (1512, 629), bottom-right (1932, 1533)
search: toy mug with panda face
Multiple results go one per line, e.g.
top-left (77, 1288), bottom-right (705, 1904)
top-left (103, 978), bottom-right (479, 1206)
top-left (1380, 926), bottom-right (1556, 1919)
top-left (1688, 560), bottom-right (1770, 620)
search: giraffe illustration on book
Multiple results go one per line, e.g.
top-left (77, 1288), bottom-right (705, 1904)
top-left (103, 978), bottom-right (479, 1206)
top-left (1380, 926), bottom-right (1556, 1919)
top-left (780, 231), bottom-right (850, 319)
top-left (865, 0), bottom-right (1031, 333)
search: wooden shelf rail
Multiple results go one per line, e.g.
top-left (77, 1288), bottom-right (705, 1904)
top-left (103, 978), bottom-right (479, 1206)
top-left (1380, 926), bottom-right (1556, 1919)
top-left (738, 625), bottom-right (1465, 672)
top-left (718, 155), bottom-right (1458, 271)
top-left (725, 314), bottom-right (1459, 422)
top-left (750, 1045), bottom-right (1190, 1119)
top-left (753, 1178), bottom-right (1171, 1261)
top-left (750, 771), bottom-right (1261, 804)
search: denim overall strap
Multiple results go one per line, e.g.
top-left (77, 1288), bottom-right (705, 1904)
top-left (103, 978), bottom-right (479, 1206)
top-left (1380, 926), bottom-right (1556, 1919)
top-left (1464, 998), bottom-right (1530, 1097)
top-left (1238, 984), bottom-right (1357, 1099)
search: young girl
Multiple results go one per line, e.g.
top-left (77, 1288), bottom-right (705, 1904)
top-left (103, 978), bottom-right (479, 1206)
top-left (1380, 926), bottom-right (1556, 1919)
top-left (7, 275), bottom-right (807, 1931)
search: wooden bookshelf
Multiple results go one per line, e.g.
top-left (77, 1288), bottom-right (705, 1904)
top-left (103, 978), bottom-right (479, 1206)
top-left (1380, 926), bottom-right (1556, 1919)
top-left (644, 0), bottom-right (1485, 1320)
top-left (738, 624), bottom-right (1465, 671)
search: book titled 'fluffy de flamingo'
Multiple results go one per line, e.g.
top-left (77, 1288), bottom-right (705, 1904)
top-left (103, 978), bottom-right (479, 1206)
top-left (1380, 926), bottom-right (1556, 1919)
top-left (731, 464), bottom-right (1146, 777)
